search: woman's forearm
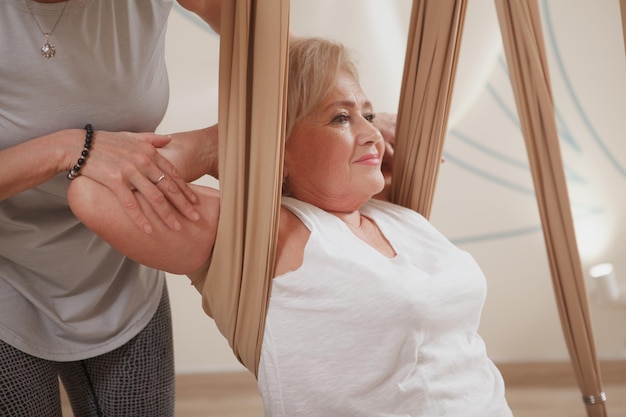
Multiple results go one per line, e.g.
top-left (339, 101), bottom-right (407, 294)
top-left (162, 124), bottom-right (219, 182)
top-left (0, 129), bottom-right (84, 201)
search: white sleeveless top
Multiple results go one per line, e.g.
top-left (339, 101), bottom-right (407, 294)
top-left (258, 197), bottom-right (513, 417)
top-left (0, 0), bottom-right (172, 360)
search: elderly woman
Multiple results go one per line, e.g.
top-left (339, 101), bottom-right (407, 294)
top-left (68, 37), bottom-right (513, 416)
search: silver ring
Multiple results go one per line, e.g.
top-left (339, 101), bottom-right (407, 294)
top-left (582, 392), bottom-right (607, 405)
top-left (154, 173), bottom-right (166, 184)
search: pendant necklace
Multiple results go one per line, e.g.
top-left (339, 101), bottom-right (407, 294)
top-left (23, 0), bottom-right (69, 59)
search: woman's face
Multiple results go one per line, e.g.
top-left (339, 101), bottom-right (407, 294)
top-left (284, 70), bottom-right (385, 213)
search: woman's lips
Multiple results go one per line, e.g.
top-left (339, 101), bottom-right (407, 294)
top-left (354, 153), bottom-right (381, 165)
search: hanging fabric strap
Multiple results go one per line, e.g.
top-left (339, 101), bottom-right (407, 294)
top-left (390, 0), bottom-right (467, 217)
top-left (619, 0), bottom-right (626, 56)
top-left (192, 0), bottom-right (290, 376)
top-left (494, 1), bottom-right (607, 416)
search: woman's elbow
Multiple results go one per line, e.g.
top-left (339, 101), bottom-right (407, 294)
top-left (150, 187), bottom-right (220, 275)
top-left (164, 224), bottom-right (217, 275)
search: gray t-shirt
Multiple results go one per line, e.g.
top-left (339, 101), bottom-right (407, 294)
top-left (0, 0), bottom-right (173, 360)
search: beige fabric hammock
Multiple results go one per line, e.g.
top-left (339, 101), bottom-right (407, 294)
top-left (191, 0), bottom-right (290, 375)
top-left (621, 0), bottom-right (626, 56)
top-left (493, 1), bottom-right (607, 415)
top-left (193, 1), bottom-right (608, 414)
top-left (390, 0), bottom-right (466, 217)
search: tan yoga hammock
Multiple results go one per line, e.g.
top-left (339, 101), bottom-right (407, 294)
top-left (494, 1), bottom-right (607, 415)
top-left (191, 0), bottom-right (290, 375)
top-left (390, 0), bottom-right (467, 218)
top-left (193, 1), bottom-right (608, 413)
top-left (621, 0), bottom-right (626, 57)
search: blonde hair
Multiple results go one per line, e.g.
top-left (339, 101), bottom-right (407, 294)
top-left (285, 37), bottom-right (359, 139)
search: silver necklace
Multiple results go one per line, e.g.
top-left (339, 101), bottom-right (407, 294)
top-left (23, 0), bottom-right (69, 59)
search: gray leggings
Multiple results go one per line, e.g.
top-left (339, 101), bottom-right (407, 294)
top-left (0, 287), bottom-right (174, 417)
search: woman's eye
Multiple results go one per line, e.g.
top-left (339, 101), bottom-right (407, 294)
top-left (365, 113), bottom-right (375, 123)
top-left (332, 114), bottom-right (349, 124)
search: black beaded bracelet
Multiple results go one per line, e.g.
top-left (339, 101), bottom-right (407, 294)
top-left (67, 124), bottom-right (94, 180)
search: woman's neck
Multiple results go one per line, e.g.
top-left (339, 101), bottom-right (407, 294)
top-left (330, 210), bottom-right (362, 228)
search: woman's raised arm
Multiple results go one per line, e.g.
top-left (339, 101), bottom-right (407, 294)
top-left (68, 177), bottom-right (220, 275)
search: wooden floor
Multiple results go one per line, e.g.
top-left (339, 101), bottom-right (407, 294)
top-left (60, 362), bottom-right (626, 416)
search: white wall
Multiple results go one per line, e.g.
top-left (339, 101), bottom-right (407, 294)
top-left (158, 0), bottom-right (626, 373)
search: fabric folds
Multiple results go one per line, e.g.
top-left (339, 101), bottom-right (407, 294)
top-left (619, 0), bottom-right (626, 57)
top-left (193, 0), bottom-right (289, 376)
top-left (390, 0), bottom-right (467, 218)
top-left (494, 1), bottom-right (606, 416)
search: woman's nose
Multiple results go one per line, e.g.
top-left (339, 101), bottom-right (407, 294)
top-left (357, 119), bottom-right (383, 145)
